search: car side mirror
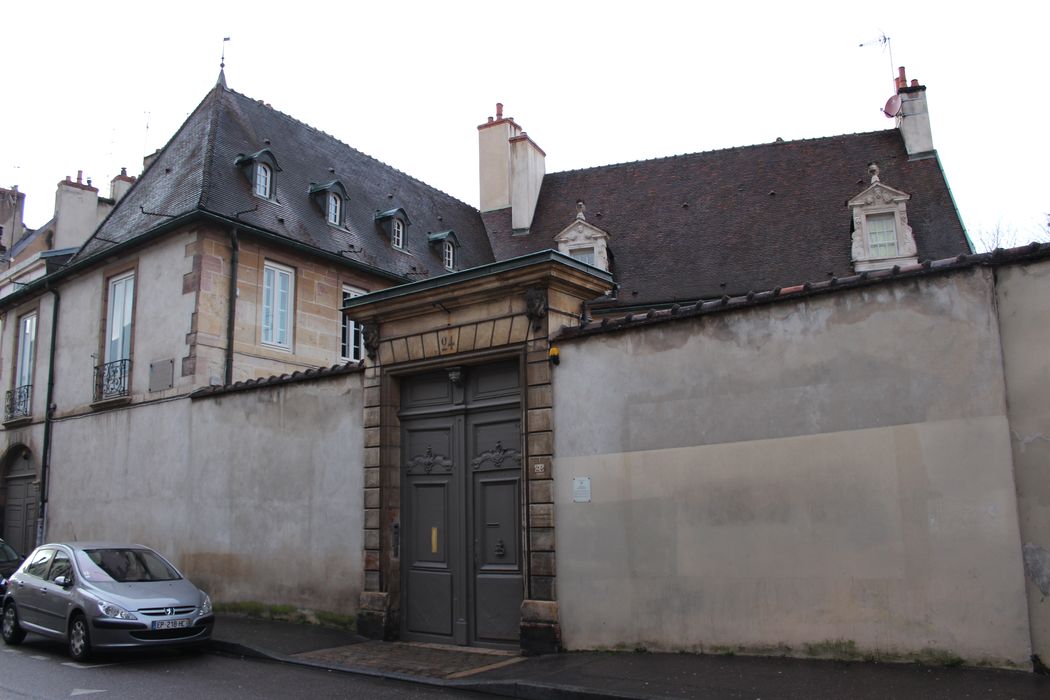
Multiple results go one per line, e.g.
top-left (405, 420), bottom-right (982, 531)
top-left (54, 575), bottom-right (73, 588)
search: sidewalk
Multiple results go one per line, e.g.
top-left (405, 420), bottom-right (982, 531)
top-left (209, 614), bottom-right (1050, 699)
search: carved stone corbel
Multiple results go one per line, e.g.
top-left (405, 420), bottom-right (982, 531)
top-left (362, 321), bottom-right (380, 361)
top-left (524, 288), bottom-right (548, 333)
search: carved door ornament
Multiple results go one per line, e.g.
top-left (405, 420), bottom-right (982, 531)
top-left (524, 288), bottom-right (547, 333)
top-left (405, 445), bottom-right (453, 474)
top-left (362, 321), bottom-right (380, 361)
top-left (471, 440), bottom-right (521, 471)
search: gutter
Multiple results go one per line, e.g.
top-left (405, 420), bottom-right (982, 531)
top-left (38, 283), bottom-right (60, 543)
top-left (224, 227), bottom-right (239, 385)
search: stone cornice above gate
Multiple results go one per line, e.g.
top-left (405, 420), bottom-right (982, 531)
top-left (344, 250), bottom-right (613, 366)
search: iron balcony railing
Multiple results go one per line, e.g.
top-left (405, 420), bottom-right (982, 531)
top-left (94, 358), bottom-right (131, 402)
top-left (4, 384), bottom-right (31, 421)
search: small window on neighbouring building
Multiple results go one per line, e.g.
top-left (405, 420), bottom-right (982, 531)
top-left (262, 261), bottom-right (294, 349)
top-left (443, 240), bottom-right (455, 270)
top-left (866, 213), bottom-right (898, 258)
top-left (327, 192), bottom-right (342, 226)
top-left (569, 247), bottom-right (596, 266)
top-left (341, 285), bottom-right (365, 361)
top-left (392, 219), bottom-right (405, 249)
top-left (255, 163), bottom-right (272, 199)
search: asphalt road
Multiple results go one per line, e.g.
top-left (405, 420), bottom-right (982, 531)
top-left (0, 634), bottom-right (480, 699)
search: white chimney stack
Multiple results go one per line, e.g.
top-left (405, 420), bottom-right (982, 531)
top-left (896, 67), bottom-right (935, 158)
top-left (478, 104), bottom-right (545, 231)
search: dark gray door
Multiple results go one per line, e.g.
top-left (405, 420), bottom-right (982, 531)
top-left (400, 361), bottom-right (523, 648)
top-left (4, 475), bottom-right (37, 557)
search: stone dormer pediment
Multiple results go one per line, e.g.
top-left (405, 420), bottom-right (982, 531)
top-left (553, 201), bottom-right (611, 271)
top-left (848, 164), bottom-right (918, 272)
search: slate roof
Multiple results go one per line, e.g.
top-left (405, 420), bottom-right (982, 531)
top-left (77, 81), bottom-right (494, 279)
top-left (555, 241), bottom-right (1050, 341)
top-left (486, 131), bottom-right (970, 307)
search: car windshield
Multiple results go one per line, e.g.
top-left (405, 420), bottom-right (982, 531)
top-left (75, 548), bottom-right (181, 583)
top-left (0, 541), bottom-right (18, 563)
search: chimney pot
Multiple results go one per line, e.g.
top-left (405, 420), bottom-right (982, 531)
top-left (87, 177), bottom-right (92, 187)
top-left (488, 116), bottom-right (493, 123)
top-left (120, 167), bottom-right (127, 176)
top-left (65, 176), bottom-right (72, 183)
top-left (496, 102), bottom-right (503, 120)
top-left (896, 66), bottom-right (907, 91)
top-left (77, 170), bottom-right (83, 183)
top-left (910, 79), bottom-right (919, 87)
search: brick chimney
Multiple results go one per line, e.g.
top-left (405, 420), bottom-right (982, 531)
top-left (110, 167), bottom-right (136, 203)
top-left (895, 67), bottom-right (935, 158)
top-left (478, 103), bottom-right (546, 231)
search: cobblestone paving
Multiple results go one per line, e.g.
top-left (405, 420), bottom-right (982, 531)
top-left (296, 641), bottom-right (525, 679)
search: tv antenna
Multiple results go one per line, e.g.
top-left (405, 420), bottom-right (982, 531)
top-left (859, 32), bottom-right (895, 82)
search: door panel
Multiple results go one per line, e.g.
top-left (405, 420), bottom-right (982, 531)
top-left (402, 418), bottom-right (463, 643)
top-left (4, 476), bottom-right (36, 557)
top-left (400, 362), bottom-right (523, 648)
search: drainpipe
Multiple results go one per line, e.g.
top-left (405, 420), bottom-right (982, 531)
top-left (224, 228), bottom-right (239, 385)
top-left (38, 284), bottom-right (60, 545)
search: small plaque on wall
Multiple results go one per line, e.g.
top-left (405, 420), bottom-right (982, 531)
top-left (572, 476), bottom-right (591, 503)
top-left (149, 359), bottom-right (175, 392)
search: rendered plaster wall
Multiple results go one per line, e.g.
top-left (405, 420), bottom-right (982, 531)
top-left (995, 258), bottom-right (1050, 664)
top-left (46, 372), bottom-right (365, 613)
top-left (552, 268), bottom-right (1031, 665)
top-left (50, 230), bottom-right (197, 414)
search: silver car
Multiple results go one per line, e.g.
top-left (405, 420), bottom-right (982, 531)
top-left (1, 543), bottom-right (213, 661)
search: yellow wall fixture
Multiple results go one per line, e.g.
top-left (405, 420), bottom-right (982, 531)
top-left (549, 346), bottom-right (560, 365)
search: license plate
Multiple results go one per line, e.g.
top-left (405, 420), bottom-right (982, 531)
top-left (152, 619), bottom-right (191, 630)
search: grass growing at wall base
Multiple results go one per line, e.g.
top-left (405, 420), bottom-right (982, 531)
top-left (215, 601), bottom-right (356, 632)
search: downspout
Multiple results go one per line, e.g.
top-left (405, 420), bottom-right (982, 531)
top-left (224, 228), bottom-right (239, 385)
top-left (38, 284), bottom-right (60, 545)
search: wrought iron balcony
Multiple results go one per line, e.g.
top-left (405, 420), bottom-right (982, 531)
top-left (4, 384), bottom-right (31, 421)
top-left (94, 358), bottom-right (131, 402)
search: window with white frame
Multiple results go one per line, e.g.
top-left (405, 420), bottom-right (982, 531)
top-left (15, 312), bottom-right (36, 391)
top-left (866, 213), bottom-right (898, 258)
top-left (392, 219), bottom-right (405, 249)
top-left (569, 246), bottom-right (596, 266)
top-left (443, 240), bottom-right (455, 270)
top-left (326, 192), bottom-right (341, 226)
top-left (255, 163), bottom-right (272, 199)
top-left (105, 271), bottom-right (135, 364)
top-left (262, 261), bottom-right (294, 349)
top-left (341, 285), bottom-right (365, 361)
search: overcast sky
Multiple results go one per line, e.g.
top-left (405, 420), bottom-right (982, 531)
top-left (2, 1), bottom-right (1047, 250)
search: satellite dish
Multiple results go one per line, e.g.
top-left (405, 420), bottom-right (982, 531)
top-left (883, 94), bottom-right (902, 118)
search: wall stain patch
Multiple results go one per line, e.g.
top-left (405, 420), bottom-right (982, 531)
top-left (1023, 543), bottom-right (1050, 597)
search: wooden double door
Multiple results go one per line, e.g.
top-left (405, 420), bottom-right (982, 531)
top-left (399, 361), bottom-right (523, 647)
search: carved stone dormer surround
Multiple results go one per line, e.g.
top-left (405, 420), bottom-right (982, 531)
top-left (554, 201), bottom-right (611, 272)
top-left (848, 163), bottom-right (918, 272)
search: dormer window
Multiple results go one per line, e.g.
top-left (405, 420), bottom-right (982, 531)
top-left (375, 208), bottom-right (412, 250)
top-left (866, 213), bottom-right (898, 258)
top-left (427, 230), bottom-right (459, 271)
top-left (326, 192), bottom-right (341, 225)
top-left (234, 148), bottom-right (281, 201)
top-left (309, 180), bottom-right (348, 227)
top-left (554, 201), bottom-right (611, 272)
top-left (443, 240), bottom-right (455, 270)
top-left (847, 163), bottom-right (918, 272)
top-left (255, 163), bottom-right (272, 198)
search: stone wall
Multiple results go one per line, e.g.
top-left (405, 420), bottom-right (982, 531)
top-left (551, 267), bottom-right (1033, 666)
top-left (46, 371), bottom-right (366, 614)
top-left (995, 257), bottom-right (1050, 665)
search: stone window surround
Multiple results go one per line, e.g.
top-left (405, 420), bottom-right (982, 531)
top-left (260, 259), bottom-right (296, 351)
top-left (849, 173), bottom-right (917, 273)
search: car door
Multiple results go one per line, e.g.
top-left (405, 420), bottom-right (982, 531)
top-left (36, 549), bottom-right (75, 634)
top-left (13, 547), bottom-right (54, 629)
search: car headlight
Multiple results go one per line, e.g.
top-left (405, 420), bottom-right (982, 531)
top-left (97, 600), bottom-right (137, 620)
top-left (198, 592), bottom-right (212, 616)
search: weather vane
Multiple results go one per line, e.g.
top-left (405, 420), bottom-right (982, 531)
top-left (220, 36), bottom-right (230, 70)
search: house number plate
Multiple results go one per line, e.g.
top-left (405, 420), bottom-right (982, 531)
top-left (572, 476), bottom-right (591, 503)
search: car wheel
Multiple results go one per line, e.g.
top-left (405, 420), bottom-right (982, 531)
top-left (1, 602), bottom-right (26, 645)
top-left (68, 614), bottom-right (91, 661)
